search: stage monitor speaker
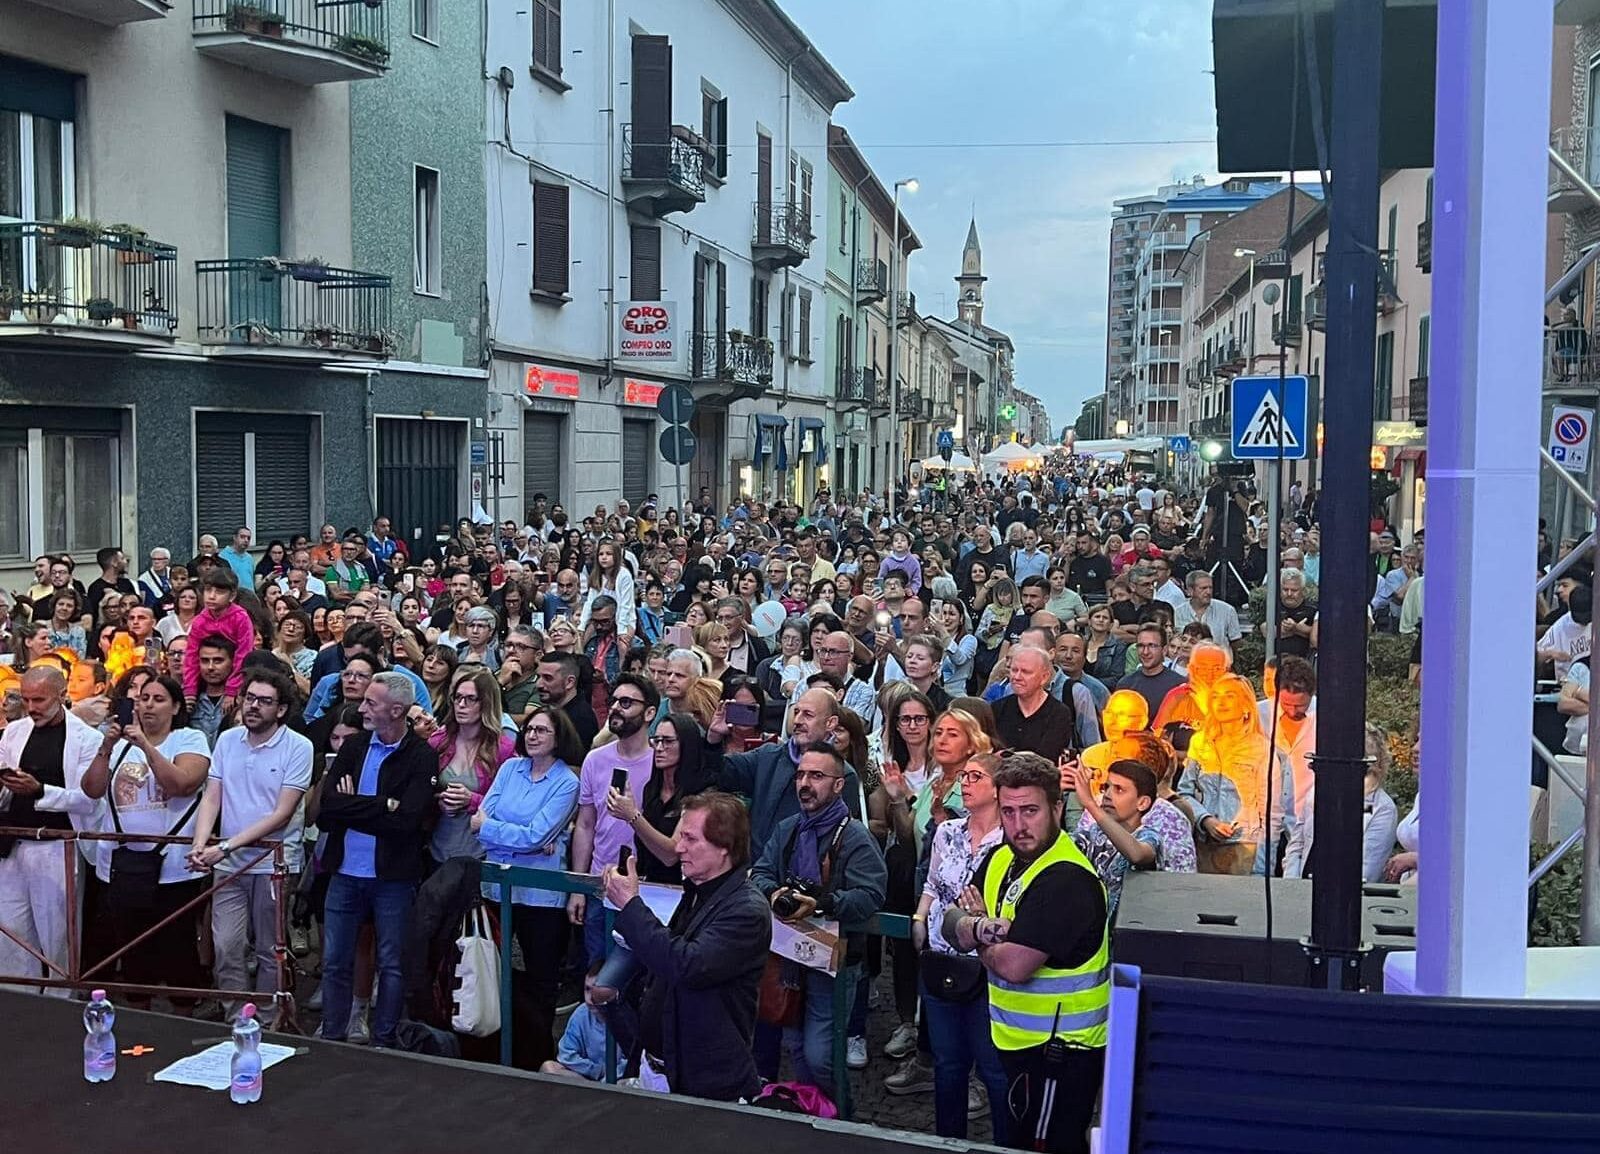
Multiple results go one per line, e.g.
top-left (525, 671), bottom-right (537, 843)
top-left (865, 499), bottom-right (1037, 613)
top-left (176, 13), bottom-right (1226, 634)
top-left (1114, 872), bottom-right (1416, 990)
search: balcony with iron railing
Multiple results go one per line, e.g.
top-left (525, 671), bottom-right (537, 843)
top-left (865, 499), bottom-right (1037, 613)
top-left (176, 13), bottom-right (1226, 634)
top-left (193, 0), bottom-right (390, 84)
top-left (691, 330), bottom-right (773, 394)
top-left (1408, 375), bottom-right (1428, 425)
top-left (31, 0), bottom-right (168, 24)
top-left (1192, 413), bottom-right (1230, 438)
top-left (1549, 125), bottom-right (1598, 214)
top-left (1416, 217), bottom-right (1432, 273)
top-left (194, 257), bottom-right (391, 359)
top-left (620, 123), bottom-right (707, 217)
top-left (855, 257), bottom-right (887, 303)
top-left (0, 221), bottom-right (179, 349)
top-left (893, 290), bottom-right (916, 326)
top-left (1150, 229), bottom-right (1188, 250)
top-left (751, 201), bottom-right (811, 270)
top-left (1306, 282), bottom-right (1328, 331)
top-left (836, 364), bottom-right (877, 408)
top-left (1271, 310), bottom-right (1302, 347)
top-left (1145, 307), bottom-right (1182, 326)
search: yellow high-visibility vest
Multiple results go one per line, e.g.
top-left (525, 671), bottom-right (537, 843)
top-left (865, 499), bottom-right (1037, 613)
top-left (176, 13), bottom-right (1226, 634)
top-left (981, 831), bottom-right (1110, 1052)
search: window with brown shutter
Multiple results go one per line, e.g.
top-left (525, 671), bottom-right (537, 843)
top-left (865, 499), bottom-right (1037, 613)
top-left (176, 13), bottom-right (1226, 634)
top-left (798, 289), bottom-right (812, 364)
top-left (532, 181), bottom-right (569, 298)
top-left (630, 224), bottom-right (661, 301)
top-left (701, 88), bottom-right (728, 181)
top-left (533, 0), bottom-right (562, 79)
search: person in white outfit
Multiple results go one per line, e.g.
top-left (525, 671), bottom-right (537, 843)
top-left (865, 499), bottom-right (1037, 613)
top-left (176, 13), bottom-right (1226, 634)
top-left (0, 666), bottom-right (103, 995)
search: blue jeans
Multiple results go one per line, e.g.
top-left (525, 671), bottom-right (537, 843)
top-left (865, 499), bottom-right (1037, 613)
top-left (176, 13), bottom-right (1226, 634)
top-left (321, 874), bottom-right (414, 1046)
top-left (582, 896), bottom-right (610, 968)
top-left (783, 964), bottom-right (858, 1100)
top-left (921, 976), bottom-right (1009, 1145)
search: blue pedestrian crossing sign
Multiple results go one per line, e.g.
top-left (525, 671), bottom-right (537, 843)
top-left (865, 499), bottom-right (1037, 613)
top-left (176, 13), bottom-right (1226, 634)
top-left (1231, 375), bottom-right (1309, 461)
top-left (1167, 435), bottom-right (1191, 456)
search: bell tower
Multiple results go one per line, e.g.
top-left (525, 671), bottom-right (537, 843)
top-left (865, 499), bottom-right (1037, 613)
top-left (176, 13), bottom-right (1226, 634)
top-left (956, 216), bottom-right (985, 326)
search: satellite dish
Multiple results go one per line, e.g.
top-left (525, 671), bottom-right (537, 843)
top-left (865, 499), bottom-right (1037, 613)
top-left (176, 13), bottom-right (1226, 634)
top-left (1262, 282), bottom-right (1281, 305)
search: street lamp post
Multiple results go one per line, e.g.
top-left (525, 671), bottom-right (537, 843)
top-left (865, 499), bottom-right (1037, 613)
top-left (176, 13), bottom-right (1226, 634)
top-left (888, 177), bottom-right (917, 522)
top-left (1236, 246), bottom-right (1281, 660)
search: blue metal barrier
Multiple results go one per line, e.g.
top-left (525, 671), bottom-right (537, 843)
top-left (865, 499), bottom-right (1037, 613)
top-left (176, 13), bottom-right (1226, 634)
top-left (476, 862), bottom-right (912, 1118)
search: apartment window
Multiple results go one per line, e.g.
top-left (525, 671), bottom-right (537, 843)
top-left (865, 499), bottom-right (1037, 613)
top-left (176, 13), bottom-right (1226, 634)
top-left (750, 275), bottom-right (769, 337)
top-left (411, 0), bottom-right (437, 42)
top-left (413, 166), bottom-right (441, 295)
top-left (43, 433), bottom-right (118, 554)
top-left (532, 0), bottom-right (563, 83)
top-left (1374, 330), bottom-right (1395, 416)
top-left (532, 180), bottom-right (570, 298)
top-left (1417, 315), bottom-right (1431, 377)
top-left (799, 160), bottom-right (814, 238)
top-left (1, 64), bottom-right (77, 302)
top-left (798, 289), bottom-right (812, 364)
top-left (630, 224), bottom-right (661, 301)
top-left (839, 190), bottom-right (848, 253)
top-left (701, 88), bottom-right (728, 181)
top-left (787, 152), bottom-right (798, 208)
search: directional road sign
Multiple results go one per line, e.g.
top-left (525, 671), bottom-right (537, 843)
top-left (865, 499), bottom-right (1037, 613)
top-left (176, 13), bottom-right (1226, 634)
top-left (1231, 374), bottom-right (1309, 461)
top-left (660, 426), bottom-right (697, 465)
top-left (656, 383), bottom-right (695, 427)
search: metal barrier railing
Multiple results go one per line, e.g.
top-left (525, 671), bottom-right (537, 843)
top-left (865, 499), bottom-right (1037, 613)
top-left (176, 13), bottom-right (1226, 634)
top-left (478, 861), bottom-right (909, 1119)
top-left (0, 827), bottom-right (298, 1027)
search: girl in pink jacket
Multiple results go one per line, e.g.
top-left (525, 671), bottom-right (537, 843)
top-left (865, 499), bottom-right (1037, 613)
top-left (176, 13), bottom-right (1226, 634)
top-left (182, 566), bottom-right (256, 705)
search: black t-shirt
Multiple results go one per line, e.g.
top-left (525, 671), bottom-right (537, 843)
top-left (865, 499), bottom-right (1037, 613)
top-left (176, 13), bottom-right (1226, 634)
top-left (1068, 554), bottom-right (1112, 600)
top-left (1277, 601), bottom-right (1318, 658)
top-left (1116, 666), bottom-right (1187, 721)
top-left (86, 576), bottom-right (136, 626)
top-left (11, 718), bottom-right (70, 831)
top-left (992, 693), bottom-right (1076, 763)
top-left (971, 841), bottom-right (1105, 970)
top-left (1205, 486), bottom-right (1246, 558)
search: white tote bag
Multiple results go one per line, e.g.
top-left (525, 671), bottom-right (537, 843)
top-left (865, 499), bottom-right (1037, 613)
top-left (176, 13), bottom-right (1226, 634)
top-left (451, 905), bottom-right (502, 1037)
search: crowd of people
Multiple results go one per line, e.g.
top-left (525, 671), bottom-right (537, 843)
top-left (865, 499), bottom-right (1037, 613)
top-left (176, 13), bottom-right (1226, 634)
top-left (0, 468), bottom-right (1431, 1153)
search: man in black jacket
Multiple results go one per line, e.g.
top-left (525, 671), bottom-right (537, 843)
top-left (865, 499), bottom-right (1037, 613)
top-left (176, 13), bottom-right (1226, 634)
top-left (317, 671), bottom-right (439, 1046)
top-left (606, 791), bottom-right (770, 1101)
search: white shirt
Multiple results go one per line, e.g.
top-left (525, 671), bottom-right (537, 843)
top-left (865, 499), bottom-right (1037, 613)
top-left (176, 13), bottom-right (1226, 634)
top-left (97, 727), bottom-right (213, 883)
top-left (1563, 661), bottom-right (1589, 755)
top-left (1539, 612), bottom-right (1591, 681)
top-left (1174, 598), bottom-right (1244, 656)
top-left (1154, 581), bottom-right (1187, 611)
top-left (1136, 487), bottom-right (1156, 511)
top-left (207, 724), bottom-right (314, 874)
top-left (278, 574), bottom-right (328, 598)
top-left (0, 709), bottom-right (102, 832)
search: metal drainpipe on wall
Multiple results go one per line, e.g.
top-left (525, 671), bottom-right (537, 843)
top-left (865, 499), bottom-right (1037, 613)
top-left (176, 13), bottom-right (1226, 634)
top-left (603, 0), bottom-right (617, 392)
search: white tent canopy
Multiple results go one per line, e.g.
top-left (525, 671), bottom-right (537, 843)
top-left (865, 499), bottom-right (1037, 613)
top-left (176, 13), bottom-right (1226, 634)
top-left (920, 451), bottom-right (977, 472)
top-left (982, 441), bottom-right (1045, 469)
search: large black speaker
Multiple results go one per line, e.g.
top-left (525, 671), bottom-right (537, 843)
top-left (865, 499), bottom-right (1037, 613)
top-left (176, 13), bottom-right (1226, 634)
top-left (1113, 872), bottom-right (1416, 990)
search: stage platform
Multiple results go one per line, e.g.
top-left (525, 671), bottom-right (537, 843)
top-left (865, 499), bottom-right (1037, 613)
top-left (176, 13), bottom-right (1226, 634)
top-left (2, 992), bottom-right (982, 1153)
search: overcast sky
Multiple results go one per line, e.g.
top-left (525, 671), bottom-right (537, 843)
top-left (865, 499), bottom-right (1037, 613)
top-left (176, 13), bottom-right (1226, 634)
top-left (784, 0), bottom-right (1222, 435)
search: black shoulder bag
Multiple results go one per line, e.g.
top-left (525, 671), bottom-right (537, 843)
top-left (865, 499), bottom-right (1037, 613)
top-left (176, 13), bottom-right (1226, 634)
top-left (107, 746), bottom-right (203, 914)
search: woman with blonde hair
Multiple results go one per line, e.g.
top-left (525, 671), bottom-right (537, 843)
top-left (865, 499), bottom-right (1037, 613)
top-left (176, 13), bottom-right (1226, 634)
top-left (694, 621), bottom-right (732, 683)
top-left (1175, 673), bottom-right (1286, 875)
top-left (428, 668), bottom-right (514, 864)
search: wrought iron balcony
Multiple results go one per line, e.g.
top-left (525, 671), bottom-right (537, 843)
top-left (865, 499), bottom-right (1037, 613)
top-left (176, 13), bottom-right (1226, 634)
top-left (193, 0), bottom-right (389, 85)
top-left (1145, 307), bottom-right (1182, 326)
top-left (1416, 217), bottom-right (1432, 273)
top-left (0, 221), bottom-right (179, 349)
top-left (836, 365), bottom-right (877, 408)
top-left (620, 124), bottom-right (707, 217)
top-left (893, 290), bottom-right (916, 326)
top-left (1192, 413), bottom-right (1230, 438)
top-left (195, 257), bottom-right (392, 358)
top-left (691, 330), bottom-right (772, 389)
top-left (1306, 282), bottom-right (1328, 332)
top-left (1408, 375), bottom-right (1428, 425)
top-left (1271, 310), bottom-right (1302, 347)
top-left (1545, 328), bottom-right (1600, 390)
top-left (751, 201), bottom-right (811, 270)
top-left (29, 0), bottom-right (169, 24)
top-left (1549, 126), bottom-right (1593, 214)
top-left (854, 257), bottom-right (886, 302)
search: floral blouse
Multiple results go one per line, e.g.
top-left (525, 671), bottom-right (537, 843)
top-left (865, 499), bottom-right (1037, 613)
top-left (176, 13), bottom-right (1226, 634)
top-left (922, 815), bottom-right (1005, 955)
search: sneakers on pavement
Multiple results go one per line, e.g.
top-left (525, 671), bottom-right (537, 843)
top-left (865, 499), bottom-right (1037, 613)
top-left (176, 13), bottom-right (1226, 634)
top-left (884, 1021), bottom-right (918, 1059)
top-left (883, 1054), bottom-right (934, 1095)
top-left (288, 924), bottom-right (311, 957)
top-left (967, 1077), bottom-right (990, 1118)
top-left (846, 1035), bottom-right (868, 1069)
top-left (347, 1008), bottom-right (371, 1046)
top-left (306, 982), bottom-right (324, 1011)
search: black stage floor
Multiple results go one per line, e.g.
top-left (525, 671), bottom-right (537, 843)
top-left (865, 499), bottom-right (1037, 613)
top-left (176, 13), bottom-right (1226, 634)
top-left (1, 991), bottom-right (981, 1153)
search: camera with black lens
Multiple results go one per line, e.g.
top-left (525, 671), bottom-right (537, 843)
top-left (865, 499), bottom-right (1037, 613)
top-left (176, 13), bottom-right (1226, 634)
top-left (772, 875), bottom-right (823, 919)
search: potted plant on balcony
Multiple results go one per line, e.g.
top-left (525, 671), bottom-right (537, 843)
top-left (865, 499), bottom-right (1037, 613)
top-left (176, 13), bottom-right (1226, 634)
top-left (119, 307), bottom-right (141, 331)
top-left (334, 33), bottom-right (390, 65)
top-left (227, 3), bottom-right (283, 37)
top-left (46, 217), bottom-right (99, 250)
top-left (86, 297), bottom-right (117, 325)
top-left (0, 287), bottom-right (20, 323)
top-left (105, 224), bottom-right (153, 265)
top-left (308, 325), bottom-right (335, 349)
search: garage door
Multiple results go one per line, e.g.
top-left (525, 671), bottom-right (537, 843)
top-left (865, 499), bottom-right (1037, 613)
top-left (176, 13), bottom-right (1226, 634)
top-left (523, 412), bottom-right (564, 512)
top-left (621, 419), bottom-right (652, 506)
top-left (378, 418), bottom-right (461, 552)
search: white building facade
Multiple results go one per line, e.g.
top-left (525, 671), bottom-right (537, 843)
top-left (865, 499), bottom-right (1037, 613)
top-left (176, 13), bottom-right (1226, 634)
top-left (483, 0), bottom-right (851, 520)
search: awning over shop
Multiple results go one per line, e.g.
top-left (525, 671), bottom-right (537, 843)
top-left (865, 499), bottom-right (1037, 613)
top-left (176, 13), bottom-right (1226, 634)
top-left (752, 413), bottom-right (788, 471)
top-left (795, 416), bottom-right (827, 465)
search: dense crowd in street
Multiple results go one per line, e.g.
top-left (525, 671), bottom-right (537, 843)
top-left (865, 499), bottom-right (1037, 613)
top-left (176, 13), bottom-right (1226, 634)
top-left (0, 458), bottom-right (1449, 1152)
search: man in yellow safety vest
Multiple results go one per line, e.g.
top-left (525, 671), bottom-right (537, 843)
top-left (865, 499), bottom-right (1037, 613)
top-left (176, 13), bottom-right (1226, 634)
top-left (944, 751), bottom-right (1109, 1154)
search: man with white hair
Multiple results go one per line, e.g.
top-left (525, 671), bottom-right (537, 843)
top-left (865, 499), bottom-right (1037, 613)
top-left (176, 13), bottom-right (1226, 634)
top-left (138, 546), bottom-right (174, 614)
top-left (992, 645), bottom-right (1077, 763)
top-left (315, 671), bottom-right (439, 1045)
top-left (0, 666), bottom-right (102, 994)
top-left (1173, 570), bottom-right (1243, 662)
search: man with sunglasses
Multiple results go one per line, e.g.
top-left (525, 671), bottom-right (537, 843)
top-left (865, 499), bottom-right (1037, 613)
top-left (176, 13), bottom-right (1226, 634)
top-left (568, 673), bottom-right (660, 966)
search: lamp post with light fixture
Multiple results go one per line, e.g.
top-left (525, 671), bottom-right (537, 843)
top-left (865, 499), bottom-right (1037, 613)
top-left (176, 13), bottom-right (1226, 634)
top-left (888, 177), bottom-right (918, 521)
top-left (1237, 244), bottom-right (1287, 660)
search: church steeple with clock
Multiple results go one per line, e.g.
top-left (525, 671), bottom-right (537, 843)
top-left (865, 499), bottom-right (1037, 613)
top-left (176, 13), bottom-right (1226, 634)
top-left (956, 216), bottom-right (986, 327)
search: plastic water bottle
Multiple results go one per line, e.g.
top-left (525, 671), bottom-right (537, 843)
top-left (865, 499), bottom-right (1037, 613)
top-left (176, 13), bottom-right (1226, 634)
top-left (83, 990), bottom-right (116, 1083)
top-left (230, 1003), bottom-right (262, 1104)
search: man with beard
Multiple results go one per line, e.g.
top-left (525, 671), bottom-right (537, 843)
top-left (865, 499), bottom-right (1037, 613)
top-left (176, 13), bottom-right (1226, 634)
top-left (187, 669), bottom-right (313, 1017)
top-left (945, 752), bottom-right (1108, 1154)
top-left (750, 742), bottom-right (886, 1100)
top-left (567, 673), bottom-right (660, 966)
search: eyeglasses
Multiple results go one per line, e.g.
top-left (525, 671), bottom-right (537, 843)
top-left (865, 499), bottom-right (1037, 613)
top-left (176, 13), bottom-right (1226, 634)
top-left (897, 714), bottom-right (930, 727)
top-left (452, 693), bottom-right (480, 704)
top-left (524, 724), bottom-right (556, 737)
top-left (958, 769), bottom-right (991, 784)
top-left (241, 692), bottom-right (278, 708)
top-left (815, 646), bottom-right (850, 658)
top-left (611, 697), bottom-right (646, 711)
top-left (648, 734), bottom-right (678, 747)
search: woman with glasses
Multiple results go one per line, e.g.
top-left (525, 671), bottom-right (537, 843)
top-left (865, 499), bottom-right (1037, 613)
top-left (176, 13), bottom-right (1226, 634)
top-left (474, 705), bottom-right (584, 1067)
top-left (456, 606), bottom-right (502, 671)
top-left (273, 609), bottom-right (317, 695)
top-left (429, 669), bottom-right (513, 866)
top-left (911, 751), bottom-right (1009, 1142)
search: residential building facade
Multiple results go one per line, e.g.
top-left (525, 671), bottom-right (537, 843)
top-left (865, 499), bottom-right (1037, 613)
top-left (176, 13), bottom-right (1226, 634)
top-left (482, 0), bottom-right (851, 521)
top-left (0, 1), bottom-right (475, 580)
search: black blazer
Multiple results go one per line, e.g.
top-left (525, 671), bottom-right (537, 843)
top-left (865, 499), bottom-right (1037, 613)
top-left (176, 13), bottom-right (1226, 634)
top-left (615, 873), bottom-right (771, 1102)
top-left (317, 729), bottom-right (439, 883)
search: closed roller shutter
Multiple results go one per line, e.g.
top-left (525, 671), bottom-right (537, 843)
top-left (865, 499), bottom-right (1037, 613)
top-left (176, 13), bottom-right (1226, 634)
top-left (621, 419), bottom-right (651, 506)
top-left (194, 416), bottom-right (247, 539)
top-left (254, 424), bottom-right (312, 542)
top-left (523, 412), bottom-right (563, 510)
top-left (378, 418), bottom-right (460, 551)
top-left (225, 116), bottom-right (283, 261)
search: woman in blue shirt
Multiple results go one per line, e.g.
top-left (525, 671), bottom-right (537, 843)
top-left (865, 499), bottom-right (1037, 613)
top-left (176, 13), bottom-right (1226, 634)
top-left (473, 703), bottom-right (584, 1066)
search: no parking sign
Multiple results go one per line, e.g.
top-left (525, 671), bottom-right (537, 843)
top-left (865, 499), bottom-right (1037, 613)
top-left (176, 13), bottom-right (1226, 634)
top-left (1549, 405), bottom-right (1593, 473)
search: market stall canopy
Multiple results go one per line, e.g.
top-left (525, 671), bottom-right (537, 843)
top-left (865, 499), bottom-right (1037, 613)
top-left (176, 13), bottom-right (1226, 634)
top-left (982, 441), bottom-right (1046, 469)
top-left (920, 451), bottom-right (977, 472)
top-left (1067, 437), bottom-right (1167, 461)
